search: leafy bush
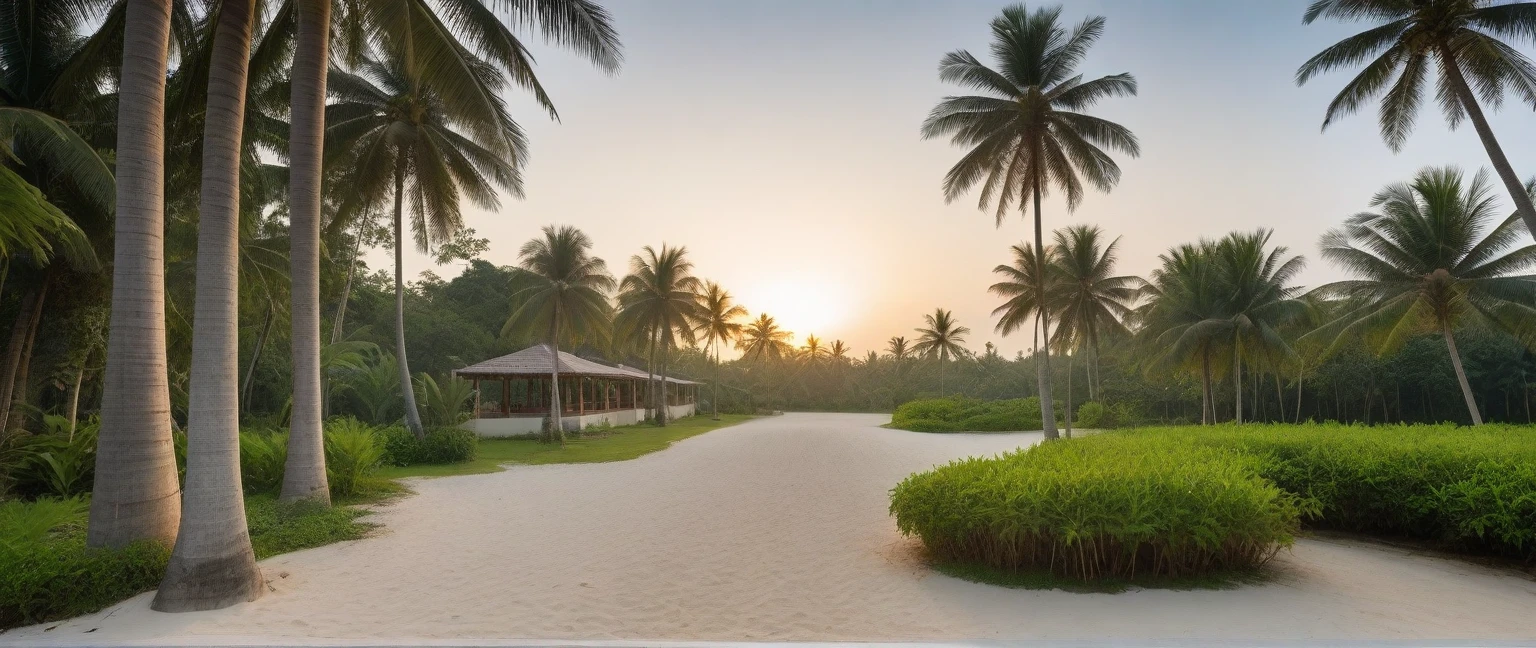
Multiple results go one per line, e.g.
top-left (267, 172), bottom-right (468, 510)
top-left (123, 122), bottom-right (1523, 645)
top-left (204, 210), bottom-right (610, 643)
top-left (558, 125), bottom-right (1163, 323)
top-left (238, 430), bottom-right (289, 494)
top-left (1075, 401), bottom-right (1108, 428)
top-left (0, 498), bottom-right (169, 629)
top-left (890, 397), bottom-right (1043, 432)
top-left (891, 434), bottom-right (1305, 582)
top-left (379, 426), bottom-right (477, 466)
top-left (323, 419), bottom-right (385, 497)
top-left (4, 420), bottom-right (101, 498)
top-left (415, 373), bottom-right (475, 427)
top-left (1169, 423), bottom-right (1536, 559)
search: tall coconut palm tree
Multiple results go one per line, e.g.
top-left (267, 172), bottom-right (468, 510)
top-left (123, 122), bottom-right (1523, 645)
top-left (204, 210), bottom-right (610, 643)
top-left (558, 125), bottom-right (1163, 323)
top-left (154, 0), bottom-right (263, 611)
top-left (886, 336), bottom-right (910, 360)
top-left (616, 245), bottom-right (702, 426)
top-left (502, 225), bottom-right (614, 443)
top-left (990, 242), bottom-right (1057, 389)
top-left (923, 3), bottom-right (1140, 440)
top-left (325, 54), bottom-right (524, 439)
top-left (1212, 230), bottom-right (1307, 424)
top-left (693, 280), bottom-right (745, 420)
top-left (1308, 166), bottom-right (1536, 426)
top-left (738, 314), bottom-right (794, 363)
top-left (89, 0), bottom-right (183, 549)
top-left (1297, 0), bottom-right (1536, 241)
top-left (1046, 225), bottom-right (1137, 434)
top-left (282, 0), bottom-right (622, 500)
top-left (912, 308), bottom-right (970, 397)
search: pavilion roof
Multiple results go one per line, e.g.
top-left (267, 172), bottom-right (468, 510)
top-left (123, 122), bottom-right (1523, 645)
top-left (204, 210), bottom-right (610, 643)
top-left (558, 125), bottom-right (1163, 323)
top-left (453, 345), bottom-right (702, 385)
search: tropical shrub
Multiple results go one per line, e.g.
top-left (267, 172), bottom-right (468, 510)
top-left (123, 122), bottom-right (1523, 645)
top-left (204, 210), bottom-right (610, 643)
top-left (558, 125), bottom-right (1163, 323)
top-left (379, 426), bottom-right (477, 466)
top-left (415, 373), bottom-right (475, 427)
top-left (890, 397), bottom-right (1043, 432)
top-left (891, 433), bottom-right (1304, 581)
top-left (238, 430), bottom-right (289, 494)
top-left (323, 418), bottom-right (386, 497)
top-left (1075, 401), bottom-right (1108, 428)
top-left (0, 498), bottom-right (169, 629)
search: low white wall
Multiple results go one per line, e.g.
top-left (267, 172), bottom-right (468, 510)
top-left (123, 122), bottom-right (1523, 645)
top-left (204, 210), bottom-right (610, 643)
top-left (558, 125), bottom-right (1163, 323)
top-left (462, 416), bottom-right (545, 438)
top-left (462, 408), bottom-right (656, 438)
top-left (667, 403), bottom-right (695, 420)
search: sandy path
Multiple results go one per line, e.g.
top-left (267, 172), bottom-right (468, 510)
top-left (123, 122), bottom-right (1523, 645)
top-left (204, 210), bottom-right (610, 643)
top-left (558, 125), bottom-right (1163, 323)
top-left (7, 412), bottom-right (1536, 645)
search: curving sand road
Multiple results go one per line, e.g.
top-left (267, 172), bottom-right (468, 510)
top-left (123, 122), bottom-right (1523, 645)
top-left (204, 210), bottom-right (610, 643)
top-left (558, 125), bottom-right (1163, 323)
top-left (8, 412), bottom-right (1536, 645)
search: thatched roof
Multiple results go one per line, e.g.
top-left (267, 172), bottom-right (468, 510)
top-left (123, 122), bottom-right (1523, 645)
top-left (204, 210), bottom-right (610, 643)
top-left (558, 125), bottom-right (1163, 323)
top-left (454, 345), bottom-right (701, 385)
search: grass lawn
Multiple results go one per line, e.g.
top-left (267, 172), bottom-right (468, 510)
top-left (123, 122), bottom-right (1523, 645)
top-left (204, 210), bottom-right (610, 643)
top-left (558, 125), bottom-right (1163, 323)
top-left (378, 414), bottom-right (756, 479)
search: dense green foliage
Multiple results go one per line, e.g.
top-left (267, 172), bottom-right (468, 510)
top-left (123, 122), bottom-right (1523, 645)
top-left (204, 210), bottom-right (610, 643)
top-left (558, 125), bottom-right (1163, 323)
top-left (890, 397), bottom-right (1043, 432)
top-left (378, 427), bottom-right (478, 467)
top-left (891, 433), bottom-right (1306, 581)
top-left (892, 423), bottom-right (1536, 586)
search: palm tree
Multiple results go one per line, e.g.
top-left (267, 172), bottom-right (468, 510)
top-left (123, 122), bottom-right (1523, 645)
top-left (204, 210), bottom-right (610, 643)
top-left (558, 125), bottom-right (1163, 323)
top-left (738, 314), bottom-right (794, 363)
top-left (1308, 166), bottom-right (1536, 426)
top-left (89, 0), bottom-right (183, 549)
top-left (693, 280), bottom-right (745, 420)
top-left (1135, 242), bottom-right (1227, 425)
top-left (801, 335), bottom-right (826, 364)
top-left (1211, 230), bottom-right (1307, 424)
top-left (1297, 0), bottom-right (1536, 241)
top-left (912, 308), bottom-right (970, 397)
top-left (325, 54), bottom-right (524, 440)
top-left (1046, 225), bottom-right (1137, 434)
top-left (283, 0), bottom-right (622, 498)
top-left (923, 3), bottom-right (1140, 440)
top-left (886, 336), bottom-right (910, 360)
top-left (502, 225), bottom-right (615, 443)
top-left (616, 245), bottom-right (703, 426)
top-left (154, 0), bottom-right (263, 611)
top-left (828, 340), bottom-right (851, 363)
top-left (990, 242), bottom-right (1057, 392)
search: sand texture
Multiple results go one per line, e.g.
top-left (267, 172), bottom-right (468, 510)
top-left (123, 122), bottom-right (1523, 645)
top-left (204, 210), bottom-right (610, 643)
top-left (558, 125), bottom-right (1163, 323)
top-left (7, 412), bottom-right (1536, 645)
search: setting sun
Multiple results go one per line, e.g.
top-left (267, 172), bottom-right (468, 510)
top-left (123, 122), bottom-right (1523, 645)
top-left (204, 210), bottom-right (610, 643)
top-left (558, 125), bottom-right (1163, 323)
top-left (740, 275), bottom-right (852, 344)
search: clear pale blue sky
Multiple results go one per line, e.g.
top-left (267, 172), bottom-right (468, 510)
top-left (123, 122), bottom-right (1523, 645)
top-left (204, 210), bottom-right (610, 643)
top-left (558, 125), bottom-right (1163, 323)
top-left (373, 1), bottom-right (1536, 358)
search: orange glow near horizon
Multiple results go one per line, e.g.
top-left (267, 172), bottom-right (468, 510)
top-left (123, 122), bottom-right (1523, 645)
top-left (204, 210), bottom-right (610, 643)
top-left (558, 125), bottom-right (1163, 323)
top-left (738, 275), bottom-right (852, 346)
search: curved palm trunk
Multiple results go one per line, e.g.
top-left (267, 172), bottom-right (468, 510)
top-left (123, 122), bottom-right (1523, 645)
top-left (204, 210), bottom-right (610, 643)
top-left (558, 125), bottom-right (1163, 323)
top-left (1063, 351), bottom-right (1073, 438)
top-left (1439, 48), bottom-right (1536, 241)
top-left (3, 281), bottom-right (47, 431)
top-left (240, 302), bottom-right (273, 412)
top-left (711, 339), bottom-right (720, 421)
top-left (1442, 320), bottom-right (1483, 426)
top-left (154, 0), bottom-right (263, 611)
top-left (657, 338), bottom-right (670, 427)
top-left (324, 226), bottom-right (364, 418)
top-left (1031, 176), bottom-right (1059, 440)
top-left (280, 0), bottom-right (332, 503)
top-left (547, 314), bottom-right (564, 445)
top-left (89, 0), bottom-right (181, 549)
top-left (1233, 336), bottom-right (1243, 424)
top-left (1200, 345), bottom-right (1214, 425)
top-left (390, 159), bottom-right (426, 439)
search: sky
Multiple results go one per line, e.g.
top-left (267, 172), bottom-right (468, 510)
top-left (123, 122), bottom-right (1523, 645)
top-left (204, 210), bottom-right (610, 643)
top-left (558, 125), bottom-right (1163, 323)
top-left (368, 0), bottom-right (1536, 359)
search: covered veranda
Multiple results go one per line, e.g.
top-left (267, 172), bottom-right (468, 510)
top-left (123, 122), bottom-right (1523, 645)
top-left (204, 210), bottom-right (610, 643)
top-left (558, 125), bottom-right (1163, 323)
top-left (453, 344), bottom-right (699, 437)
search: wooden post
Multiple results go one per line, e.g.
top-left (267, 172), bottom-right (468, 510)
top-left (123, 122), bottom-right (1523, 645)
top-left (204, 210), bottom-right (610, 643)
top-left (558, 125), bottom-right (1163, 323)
top-left (501, 378), bottom-right (510, 417)
top-left (579, 376), bottom-right (585, 415)
top-left (472, 378), bottom-right (481, 419)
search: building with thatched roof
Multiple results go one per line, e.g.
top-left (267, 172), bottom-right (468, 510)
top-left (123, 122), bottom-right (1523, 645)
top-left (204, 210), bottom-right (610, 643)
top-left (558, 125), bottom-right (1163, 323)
top-left (453, 344), bottom-right (698, 437)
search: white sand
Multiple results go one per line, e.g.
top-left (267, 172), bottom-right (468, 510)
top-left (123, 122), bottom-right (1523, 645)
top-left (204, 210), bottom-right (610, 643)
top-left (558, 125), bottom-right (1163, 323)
top-left (7, 412), bottom-right (1536, 645)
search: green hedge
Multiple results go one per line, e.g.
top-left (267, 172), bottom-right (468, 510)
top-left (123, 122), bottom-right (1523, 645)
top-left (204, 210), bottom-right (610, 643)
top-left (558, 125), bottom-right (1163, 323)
top-left (890, 434), bottom-right (1305, 581)
top-left (379, 426), bottom-right (477, 466)
top-left (890, 397), bottom-right (1043, 432)
top-left (891, 423), bottom-right (1536, 585)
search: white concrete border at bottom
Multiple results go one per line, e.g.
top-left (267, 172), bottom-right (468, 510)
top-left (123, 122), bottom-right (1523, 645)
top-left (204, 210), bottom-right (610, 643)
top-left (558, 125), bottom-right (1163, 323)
top-left (5, 639), bottom-right (1534, 647)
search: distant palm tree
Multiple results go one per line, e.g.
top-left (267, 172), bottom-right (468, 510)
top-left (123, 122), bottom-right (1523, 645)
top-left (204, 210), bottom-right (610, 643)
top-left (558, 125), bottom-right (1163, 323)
top-left (1308, 166), bottom-right (1536, 425)
top-left (1136, 242), bottom-right (1227, 424)
top-left (913, 309), bottom-right (971, 397)
top-left (1212, 230), bottom-right (1307, 424)
top-left (990, 242), bottom-right (1057, 374)
top-left (1297, 0), bottom-right (1536, 241)
top-left (828, 340), bottom-right (852, 362)
top-left (801, 334), bottom-right (827, 364)
top-left (1046, 225), bottom-right (1137, 434)
top-left (503, 226), bottom-right (615, 443)
top-left (694, 280), bottom-right (746, 420)
top-left (326, 53), bottom-right (524, 439)
top-left (617, 245), bottom-right (703, 426)
top-left (886, 336), bottom-right (911, 360)
top-left (738, 314), bottom-right (794, 363)
top-left (924, 3), bottom-right (1140, 440)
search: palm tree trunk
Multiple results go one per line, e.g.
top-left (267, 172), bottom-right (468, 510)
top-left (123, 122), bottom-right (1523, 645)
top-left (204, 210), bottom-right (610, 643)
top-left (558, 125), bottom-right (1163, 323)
top-left (0, 288), bottom-right (40, 428)
top-left (65, 362), bottom-right (84, 441)
top-left (939, 354), bottom-right (946, 397)
top-left (240, 302), bottom-right (273, 413)
top-left (390, 158), bottom-right (426, 439)
top-left (547, 309), bottom-right (564, 445)
top-left (1439, 47), bottom-right (1536, 240)
top-left (1275, 373), bottom-right (1284, 425)
top-left (280, 0), bottom-right (332, 503)
top-left (1031, 173), bottom-right (1059, 440)
top-left (89, 0), bottom-right (182, 549)
top-left (657, 338), bottom-right (670, 427)
top-left (4, 281), bottom-right (47, 431)
top-left (1063, 351), bottom-right (1073, 439)
top-left (1441, 320), bottom-right (1483, 426)
top-left (154, 0), bottom-right (263, 610)
top-left (1233, 337), bottom-right (1243, 424)
top-left (1295, 363), bottom-right (1305, 423)
top-left (1200, 345), bottom-right (1213, 425)
top-left (323, 224), bottom-right (364, 419)
top-left (711, 339), bottom-right (720, 421)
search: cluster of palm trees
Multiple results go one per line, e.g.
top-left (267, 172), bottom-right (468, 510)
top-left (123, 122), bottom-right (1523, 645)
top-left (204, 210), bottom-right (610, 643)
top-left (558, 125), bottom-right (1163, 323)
top-left (0, 0), bottom-right (622, 613)
top-left (931, 1), bottom-right (1536, 439)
